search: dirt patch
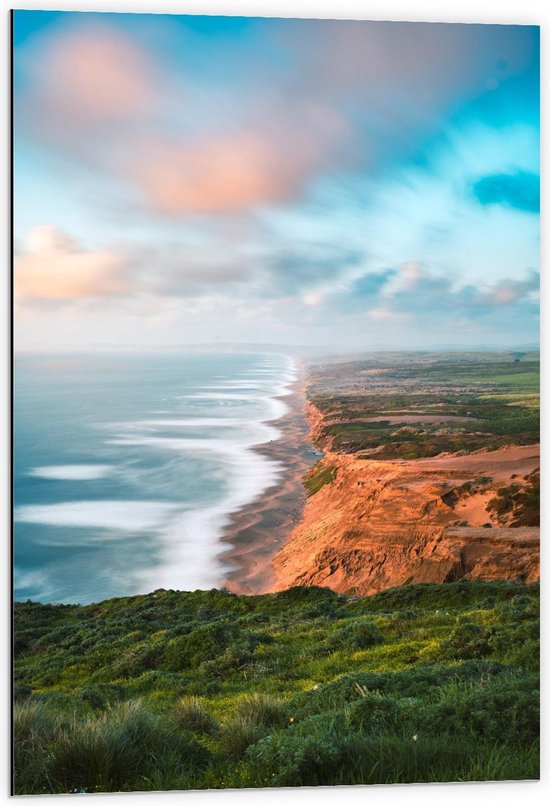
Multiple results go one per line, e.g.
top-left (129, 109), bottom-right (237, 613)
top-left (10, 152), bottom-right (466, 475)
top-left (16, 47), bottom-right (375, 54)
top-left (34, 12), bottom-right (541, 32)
top-left (325, 414), bottom-right (474, 426)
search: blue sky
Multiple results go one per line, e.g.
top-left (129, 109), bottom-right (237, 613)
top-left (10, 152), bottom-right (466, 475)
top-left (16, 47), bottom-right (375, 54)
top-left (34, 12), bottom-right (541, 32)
top-left (13, 11), bottom-right (539, 350)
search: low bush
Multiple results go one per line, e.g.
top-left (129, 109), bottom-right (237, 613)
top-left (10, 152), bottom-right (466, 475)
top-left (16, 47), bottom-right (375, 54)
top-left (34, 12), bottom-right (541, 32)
top-left (292, 660), bottom-right (506, 717)
top-left (445, 621), bottom-right (492, 659)
top-left (346, 692), bottom-right (401, 733)
top-left (163, 622), bottom-right (239, 671)
top-left (242, 727), bottom-right (347, 787)
top-left (325, 619), bottom-right (384, 651)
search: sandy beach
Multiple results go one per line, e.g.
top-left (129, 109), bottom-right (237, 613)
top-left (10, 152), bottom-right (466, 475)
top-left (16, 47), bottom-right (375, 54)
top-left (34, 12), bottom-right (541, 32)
top-left (218, 358), bottom-right (315, 594)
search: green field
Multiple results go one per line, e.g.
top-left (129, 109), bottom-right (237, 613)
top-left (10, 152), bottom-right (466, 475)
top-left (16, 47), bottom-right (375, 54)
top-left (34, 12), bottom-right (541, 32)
top-left (13, 581), bottom-right (539, 793)
top-left (308, 352), bottom-right (540, 458)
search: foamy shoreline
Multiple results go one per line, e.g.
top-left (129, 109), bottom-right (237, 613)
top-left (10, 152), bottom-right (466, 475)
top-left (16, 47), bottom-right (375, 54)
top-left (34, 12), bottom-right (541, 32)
top-left (123, 354), bottom-right (303, 594)
top-left (218, 356), bottom-right (315, 594)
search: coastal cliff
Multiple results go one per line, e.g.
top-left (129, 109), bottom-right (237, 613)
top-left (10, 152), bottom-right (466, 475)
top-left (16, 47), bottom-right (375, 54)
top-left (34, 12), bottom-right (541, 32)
top-left (271, 356), bottom-right (540, 595)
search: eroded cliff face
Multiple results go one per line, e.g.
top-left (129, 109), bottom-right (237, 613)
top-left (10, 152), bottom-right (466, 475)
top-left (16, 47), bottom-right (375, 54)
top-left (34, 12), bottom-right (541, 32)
top-left (271, 405), bottom-right (540, 595)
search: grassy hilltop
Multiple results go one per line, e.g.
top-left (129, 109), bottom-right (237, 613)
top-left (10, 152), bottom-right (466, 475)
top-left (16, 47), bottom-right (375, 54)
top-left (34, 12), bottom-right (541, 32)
top-left (14, 581), bottom-right (539, 793)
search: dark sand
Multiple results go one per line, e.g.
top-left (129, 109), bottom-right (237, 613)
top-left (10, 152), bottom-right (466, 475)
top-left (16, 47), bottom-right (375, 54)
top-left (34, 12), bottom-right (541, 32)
top-left (218, 359), bottom-right (315, 594)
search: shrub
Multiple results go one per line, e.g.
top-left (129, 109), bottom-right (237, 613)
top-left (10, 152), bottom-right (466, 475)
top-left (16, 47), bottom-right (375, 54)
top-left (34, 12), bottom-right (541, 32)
top-left (325, 619), bottom-right (384, 651)
top-left (346, 693), bottom-right (401, 733)
top-left (110, 644), bottom-right (164, 678)
top-left (241, 727), bottom-right (538, 788)
top-left (292, 660), bottom-right (506, 718)
top-left (270, 585), bottom-right (343, 618)
top-left (396, 670), bottom-right (539, 747)
top-left (445, 621), bottom-right (492, 659)
top-left (163, 621), bottom-right (239, 671)
top-left (488, 621), bottom-right (539, 671)
top-left (500, 595), bottom-right (539, 622)
top-left (242, 728), bottom-right (345, 787)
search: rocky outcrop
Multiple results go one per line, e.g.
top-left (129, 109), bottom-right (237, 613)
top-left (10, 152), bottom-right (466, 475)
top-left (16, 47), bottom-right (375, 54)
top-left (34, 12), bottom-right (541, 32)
top-left (271, 444), bottom-right (540, 595)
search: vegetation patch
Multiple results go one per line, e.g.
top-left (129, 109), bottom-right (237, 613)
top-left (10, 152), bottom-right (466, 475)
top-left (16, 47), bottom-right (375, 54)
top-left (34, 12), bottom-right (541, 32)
top-left (304, 462), bottom-right (337, 496)
top-left (13, 581), bottom-right (539, 793)
top-left (307, 353), bottom-right (539, 458)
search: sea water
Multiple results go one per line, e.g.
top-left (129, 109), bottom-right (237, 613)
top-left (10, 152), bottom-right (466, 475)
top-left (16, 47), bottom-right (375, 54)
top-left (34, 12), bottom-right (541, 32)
top-left (14, 352), bottom-right (296, 604)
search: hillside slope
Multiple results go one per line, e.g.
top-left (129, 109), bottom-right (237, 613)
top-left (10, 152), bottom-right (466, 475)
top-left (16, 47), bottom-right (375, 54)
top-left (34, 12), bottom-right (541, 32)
top-left (13, 582), bottom-right (540, 792)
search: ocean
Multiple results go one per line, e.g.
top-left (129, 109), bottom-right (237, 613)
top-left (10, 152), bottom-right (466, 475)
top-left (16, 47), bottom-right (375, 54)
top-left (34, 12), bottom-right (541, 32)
top-left (13, 352), bottom-right (296, 604)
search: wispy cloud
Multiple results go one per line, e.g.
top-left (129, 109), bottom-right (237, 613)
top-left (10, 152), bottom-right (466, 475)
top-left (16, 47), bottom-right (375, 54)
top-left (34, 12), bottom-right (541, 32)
top-left (379, 263), bottom-right (539, 317)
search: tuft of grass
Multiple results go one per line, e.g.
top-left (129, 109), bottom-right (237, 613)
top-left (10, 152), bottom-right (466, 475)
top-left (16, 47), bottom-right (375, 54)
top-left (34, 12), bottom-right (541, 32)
top-left (304, 462), bottom-right (336, 497)
top-left (13, 699), bottom-right (211, 795)
top-left (219, 714), bottom-right (267, 761)
top-left (173, 696), bottom-right (219, 735)
top-left (232, 693), bottom-right (289, 728)
top-left (217, 693), bottom-right (289, 761)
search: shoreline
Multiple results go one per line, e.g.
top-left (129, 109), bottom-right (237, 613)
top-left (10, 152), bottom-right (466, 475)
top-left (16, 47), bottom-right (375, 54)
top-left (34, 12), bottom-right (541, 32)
top-left (218, 357), bottom-right (315, 595)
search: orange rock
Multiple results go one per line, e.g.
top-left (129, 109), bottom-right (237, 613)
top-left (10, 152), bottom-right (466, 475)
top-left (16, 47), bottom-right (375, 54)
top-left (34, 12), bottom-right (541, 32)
top-left (271, 439), bottom-right (540, 596)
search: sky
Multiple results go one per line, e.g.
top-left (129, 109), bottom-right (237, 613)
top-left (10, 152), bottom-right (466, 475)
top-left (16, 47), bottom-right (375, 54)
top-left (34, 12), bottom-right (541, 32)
top-left (13, 11), bottom-right (540, 351)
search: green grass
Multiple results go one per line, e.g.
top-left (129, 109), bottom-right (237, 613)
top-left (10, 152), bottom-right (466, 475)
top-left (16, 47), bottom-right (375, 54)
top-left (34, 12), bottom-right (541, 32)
top-left (13, 581), bottom-right (539, 793)
top-left (304, 462), bottom-right (337, 496)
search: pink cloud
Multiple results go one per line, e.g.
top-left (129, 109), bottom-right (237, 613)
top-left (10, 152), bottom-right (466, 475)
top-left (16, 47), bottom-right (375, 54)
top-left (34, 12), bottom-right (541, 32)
top-left (15, 226), bottom-right (129, 302)
top-left (21, 24), bottom-right (158, 131)
top-left (129, 134), bottom-right (288, 215)
top-left (480, 275), bottom-right (539, 307)
top-left (126, 105), bottom-right (348, 214)
top-left (17, 21), bottom-right (352, 215)
top-left (277, 21), bottom-right (534, 105)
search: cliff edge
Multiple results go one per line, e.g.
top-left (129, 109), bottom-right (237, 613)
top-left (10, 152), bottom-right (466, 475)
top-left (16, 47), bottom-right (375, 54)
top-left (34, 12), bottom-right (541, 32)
top-left (271, 354), bottom-right (540, 595)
